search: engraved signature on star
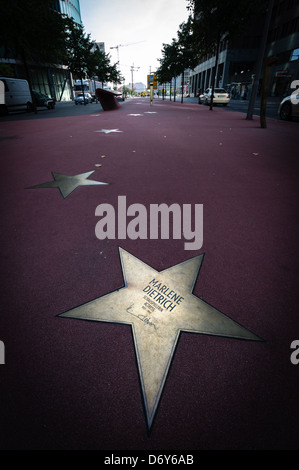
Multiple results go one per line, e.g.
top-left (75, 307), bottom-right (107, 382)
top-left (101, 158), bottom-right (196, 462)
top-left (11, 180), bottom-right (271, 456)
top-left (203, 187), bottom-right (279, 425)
top-left (126, 304), bottom-right (158, 332)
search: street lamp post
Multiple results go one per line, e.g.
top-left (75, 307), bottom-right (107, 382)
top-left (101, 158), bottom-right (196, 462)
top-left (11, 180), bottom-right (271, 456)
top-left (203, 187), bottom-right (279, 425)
top-left (131, 64), bottom-right (140, 95)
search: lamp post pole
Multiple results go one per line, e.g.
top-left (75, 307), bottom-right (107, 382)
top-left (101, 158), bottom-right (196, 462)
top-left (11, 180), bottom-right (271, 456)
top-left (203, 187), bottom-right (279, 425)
top-left (131, 64), bottom-right (140, 96)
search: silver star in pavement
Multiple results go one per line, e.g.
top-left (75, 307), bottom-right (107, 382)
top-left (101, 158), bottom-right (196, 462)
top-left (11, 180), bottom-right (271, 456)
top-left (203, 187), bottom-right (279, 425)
top-left (26, 171), bottom-right (109, 199)
top-left (94, 129), bottom-right (123, 134)
top-left (59, 248), bottom-right (263, 428)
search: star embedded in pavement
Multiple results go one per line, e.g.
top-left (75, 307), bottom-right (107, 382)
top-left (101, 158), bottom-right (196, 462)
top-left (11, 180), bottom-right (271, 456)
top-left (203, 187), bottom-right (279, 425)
top-left (94, 129), bottom-right (123, 134)
top-left (128, 114), bottom-right (143, 116)
top-left (26, 171), bottom-right (108, 199)
top-left (59, 248), bottom-right (263, 429)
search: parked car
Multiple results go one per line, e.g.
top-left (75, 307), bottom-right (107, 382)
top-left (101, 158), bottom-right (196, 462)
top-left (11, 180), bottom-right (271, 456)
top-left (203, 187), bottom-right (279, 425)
top-left (279, 93), bottom-right (299, 120)
top-left (32, 90), bottom-right (55, 109)
top-left (75, 93), bottom-right (93, 104)
top-left (0, 77), bottom-right (32, 114)
top-left (199, 88), bottom-right (230, 106)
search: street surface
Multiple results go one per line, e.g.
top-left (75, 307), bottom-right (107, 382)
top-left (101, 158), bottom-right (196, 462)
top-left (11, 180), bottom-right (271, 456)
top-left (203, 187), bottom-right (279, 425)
top-left (221, 96), bottom-right (281, 120)
top-left (162, 95), bottom-right (288, 121)
top-left (0, 99), bottom-right (105, 121)
top-left (0, 95), bottom-right (295, 122)
top-left (0, 98), bottom-right (298, 450)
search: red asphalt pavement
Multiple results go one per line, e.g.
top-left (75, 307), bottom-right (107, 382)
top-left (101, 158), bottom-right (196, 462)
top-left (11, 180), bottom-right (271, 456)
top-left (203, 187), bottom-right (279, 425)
top-left (0, 98), bottom-right (298, 450)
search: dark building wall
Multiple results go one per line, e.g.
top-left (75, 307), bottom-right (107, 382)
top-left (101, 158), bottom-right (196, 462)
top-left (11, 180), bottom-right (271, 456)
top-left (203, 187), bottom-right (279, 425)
top-left (267, 0), bottom-right (299, 96)
top-left (0, 0), bottom-right (80, 101)
top-left (190, 0), bottom-right (299, 98)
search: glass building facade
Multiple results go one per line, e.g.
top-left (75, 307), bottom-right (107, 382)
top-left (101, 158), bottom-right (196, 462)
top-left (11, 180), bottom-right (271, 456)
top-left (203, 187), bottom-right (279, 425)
top-left (38, 1), bottom-right (83, 100)
top-left (58, 0), bottom-right (82, 25)
top-left (29, 65), bottom-right (73, 102)
top-left (0, 0), bottom-right (83, 101)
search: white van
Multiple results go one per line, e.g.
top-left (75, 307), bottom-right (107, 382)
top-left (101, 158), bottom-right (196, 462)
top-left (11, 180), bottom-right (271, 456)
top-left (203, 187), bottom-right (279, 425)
top-left (0, 77), bottom-right (33, 115)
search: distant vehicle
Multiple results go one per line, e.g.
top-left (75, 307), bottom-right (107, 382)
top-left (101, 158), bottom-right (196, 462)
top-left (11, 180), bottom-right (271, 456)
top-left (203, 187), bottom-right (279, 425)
top-left (199, 88), bottom-right (230, 106)
top-left (279, 93), bottom-right (299, 120)
top-left (116, 93), bottom-right (124, 102)
top-left (32, 90), bottom-right (55, 109)
top-left (74, 92), bottom-right (93, 105)
top-left (0, 77), bottom-right (32, 114)
top-left (73, 79), bottom-right (103, 101)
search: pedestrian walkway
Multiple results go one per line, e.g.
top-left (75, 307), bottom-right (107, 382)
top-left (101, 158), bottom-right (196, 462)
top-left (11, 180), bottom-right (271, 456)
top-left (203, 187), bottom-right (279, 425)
top-left (156, 94), bottom-right (283, 106)
top-left (0, 98), bottom-right (298, 449)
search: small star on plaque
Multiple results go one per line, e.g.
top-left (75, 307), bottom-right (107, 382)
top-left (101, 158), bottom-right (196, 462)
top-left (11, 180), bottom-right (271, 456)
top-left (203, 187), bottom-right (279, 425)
top-left (59, 248), bottom-right (263, 428)
top-left (26, 171), bottom-right (108, 199)
top-left (94, 129), bottom-right (123, 134)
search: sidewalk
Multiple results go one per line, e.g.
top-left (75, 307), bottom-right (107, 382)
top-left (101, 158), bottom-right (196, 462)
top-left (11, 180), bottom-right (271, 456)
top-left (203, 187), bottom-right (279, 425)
top-left (156, 94), bottom-right (283, 105)
top-left (0, 98), bottom-right (298, 449)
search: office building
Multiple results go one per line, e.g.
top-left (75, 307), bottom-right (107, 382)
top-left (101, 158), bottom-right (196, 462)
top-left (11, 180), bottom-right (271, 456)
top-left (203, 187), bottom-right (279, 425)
top-left (0, 0), bottom-right (83, 101)
top-left (190, 0), bottom-right (299, 99)
top-left (56, 0), bottom-right (82, 25)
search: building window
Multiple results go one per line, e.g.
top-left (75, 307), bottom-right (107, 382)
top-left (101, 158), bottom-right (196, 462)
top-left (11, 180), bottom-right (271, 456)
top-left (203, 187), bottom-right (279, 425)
top-left (59, 0), bottom-right (82, 24)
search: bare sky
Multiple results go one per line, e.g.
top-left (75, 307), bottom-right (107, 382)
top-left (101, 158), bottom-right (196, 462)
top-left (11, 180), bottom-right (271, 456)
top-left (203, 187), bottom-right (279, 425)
top-left (79, 0), bottom-right (190, 86)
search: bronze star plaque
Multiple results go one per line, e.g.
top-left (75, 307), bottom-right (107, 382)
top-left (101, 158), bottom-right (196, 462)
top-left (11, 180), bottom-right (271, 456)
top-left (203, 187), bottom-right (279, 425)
top-left (26, 171), bottom-right (108, 198)
top-left (59, 248), bottom-right (262, 428)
